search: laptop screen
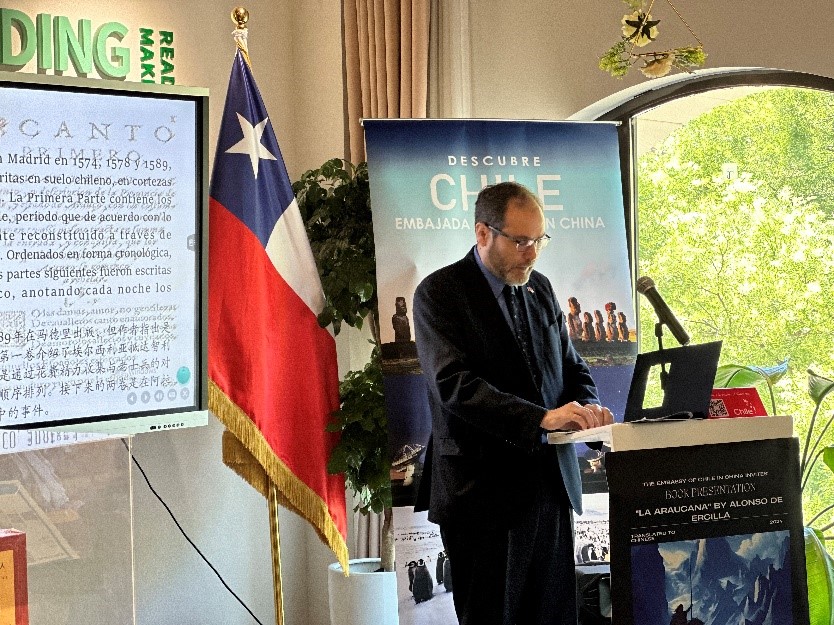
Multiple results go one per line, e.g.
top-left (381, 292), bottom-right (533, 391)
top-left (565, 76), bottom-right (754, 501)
top-left (623, 341), bottom-right (723, 422)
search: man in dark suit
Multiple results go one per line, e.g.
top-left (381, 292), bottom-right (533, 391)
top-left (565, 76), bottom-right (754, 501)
top-left (413, 181), bottom-right (613, 625)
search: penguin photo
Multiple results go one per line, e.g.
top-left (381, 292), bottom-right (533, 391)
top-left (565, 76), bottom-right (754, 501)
top-left (442, 555), bottom-right (453, 593)
top-left (406, 560), bottom-right (417, 592)
top-left (411, 558), bottom-right (434, 603)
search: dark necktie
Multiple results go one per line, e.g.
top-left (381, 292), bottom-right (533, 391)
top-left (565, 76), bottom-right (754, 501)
top-left (504, 285), bottom-right (539, 380)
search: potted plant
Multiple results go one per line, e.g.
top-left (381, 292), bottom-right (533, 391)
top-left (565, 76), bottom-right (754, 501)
top-left (715, 362), bottom-right (834, 625)
top-left (293, 159), bottom-right (397, 621)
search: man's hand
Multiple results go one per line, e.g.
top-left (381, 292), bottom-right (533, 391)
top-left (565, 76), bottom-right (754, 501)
top-left (540, 402), bottom-right (613, 432)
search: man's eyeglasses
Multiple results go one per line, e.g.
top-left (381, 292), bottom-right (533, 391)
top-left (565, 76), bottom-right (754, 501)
top-left (486, 225), bottom-right (551, 251)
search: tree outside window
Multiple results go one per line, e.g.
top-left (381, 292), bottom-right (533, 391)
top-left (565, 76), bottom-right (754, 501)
top-left (636, 87), bottom-right (834, 530)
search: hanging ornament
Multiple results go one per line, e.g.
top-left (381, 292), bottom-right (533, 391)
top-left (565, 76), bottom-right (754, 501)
top-left (622, 11), bottom-right (660, 46)
top-left (600, 0), bottom-right (706, 79)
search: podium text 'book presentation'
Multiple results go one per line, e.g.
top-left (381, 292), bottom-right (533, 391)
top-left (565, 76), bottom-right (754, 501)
top-left (604, 416), bottom-right (809, 625)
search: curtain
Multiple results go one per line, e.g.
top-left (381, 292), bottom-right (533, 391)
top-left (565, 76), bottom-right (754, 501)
top-left (350, 492), bottom-right (382, 557)
top-left (343, 0), bottom-right (431, 164)
top-left (342, 0), bottom-right (471, 561)
top-left (428, 0), bottom-right (471, 118)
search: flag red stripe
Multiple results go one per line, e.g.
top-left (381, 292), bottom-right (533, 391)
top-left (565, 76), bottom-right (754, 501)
top-left (209, 198), bottom-right (346, 535)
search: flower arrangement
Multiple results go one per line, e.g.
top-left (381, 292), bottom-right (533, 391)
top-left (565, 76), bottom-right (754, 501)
top-left (600, 0), bottom-right (707, 78)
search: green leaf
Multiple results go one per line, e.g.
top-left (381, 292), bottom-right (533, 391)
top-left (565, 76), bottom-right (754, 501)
top-left (714, 360), bottom-right (788, 388)
top-left (805, 527), bottom-right (834, 625)
top-left (599, 39), bottom-right (630, 78)
top-left (809, 369), bottom-right (834, 407)
top-left (714, 364), bottom-right (766, 388)
top-left (326, 446), bottom-right (349, 474)
top-left (353, 282), bottom-right (375, 301)
top-left (672, 46), bottom-right (707, 69)
top-left (296, 159), bottom-right (377, 336)
top-left (317, 306), bottom-right (335, 329)
top-left (823, 447), bottom-right (834, 475)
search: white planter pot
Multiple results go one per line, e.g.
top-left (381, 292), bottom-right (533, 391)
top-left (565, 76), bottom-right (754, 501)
top-left (328, 558), bottom-right (398, 625)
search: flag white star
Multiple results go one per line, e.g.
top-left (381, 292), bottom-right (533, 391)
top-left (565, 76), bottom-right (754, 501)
top-left (225, 112), bottom-right (277, 179)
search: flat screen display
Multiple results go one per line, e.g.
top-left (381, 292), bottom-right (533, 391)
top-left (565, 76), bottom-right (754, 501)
top-left (0, 74), bottom-right (208, 432)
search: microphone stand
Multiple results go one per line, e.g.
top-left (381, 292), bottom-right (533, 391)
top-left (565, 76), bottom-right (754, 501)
top-left (655, 321), bottom-right (669, 391)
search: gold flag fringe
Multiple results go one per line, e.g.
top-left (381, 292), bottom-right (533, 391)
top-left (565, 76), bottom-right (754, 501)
top-left (209, 380), bottom-right (349, 573)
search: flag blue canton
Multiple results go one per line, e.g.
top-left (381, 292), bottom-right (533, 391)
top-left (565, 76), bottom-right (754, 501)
top-left (210, 50), bottom-right (295, 248)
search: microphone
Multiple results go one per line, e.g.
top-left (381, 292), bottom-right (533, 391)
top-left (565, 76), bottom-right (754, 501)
top-left (635, 276), bottom-right (691, 346)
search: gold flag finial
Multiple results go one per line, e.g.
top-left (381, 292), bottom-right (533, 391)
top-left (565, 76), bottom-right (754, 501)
top-left (231, 7), bottom-right (249, 29)
top-left (230, 7), bottom-right (252, 67)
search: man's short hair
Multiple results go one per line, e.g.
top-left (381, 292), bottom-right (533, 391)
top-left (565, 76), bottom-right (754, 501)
top-left (474, 181), bottom-right (542, 229)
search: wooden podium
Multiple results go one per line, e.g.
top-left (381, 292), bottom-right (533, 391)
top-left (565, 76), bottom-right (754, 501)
top-left (601, 416), bottom-right (809, 625)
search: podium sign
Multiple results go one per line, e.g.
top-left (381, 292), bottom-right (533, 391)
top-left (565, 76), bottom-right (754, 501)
top-left (606, 435), bottom-right (809, 625)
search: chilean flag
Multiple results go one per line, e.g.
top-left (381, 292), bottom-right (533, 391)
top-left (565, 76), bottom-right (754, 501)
top-left (208, 49), bottom-right (347, 566)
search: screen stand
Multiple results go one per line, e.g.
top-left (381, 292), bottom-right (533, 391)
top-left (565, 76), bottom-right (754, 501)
top-left (654, 321), bottom-right (669, 391)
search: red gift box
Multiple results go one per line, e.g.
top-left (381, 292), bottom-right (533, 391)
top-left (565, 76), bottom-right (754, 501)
top-left (0, 529), bottom-right (28, 625)
top-left (709, 387), bottom-right (768, 419)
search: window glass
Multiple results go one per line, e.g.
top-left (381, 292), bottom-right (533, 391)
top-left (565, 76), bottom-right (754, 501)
top-left (635, 86), bottom-right (834, 524)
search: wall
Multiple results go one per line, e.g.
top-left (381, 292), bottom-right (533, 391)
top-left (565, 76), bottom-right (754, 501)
top-left (468, 0), bottom-right (834, 120)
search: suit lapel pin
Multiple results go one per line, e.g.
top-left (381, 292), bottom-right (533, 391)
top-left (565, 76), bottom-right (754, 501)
top-left (526, 286), bottom-right (535, 294)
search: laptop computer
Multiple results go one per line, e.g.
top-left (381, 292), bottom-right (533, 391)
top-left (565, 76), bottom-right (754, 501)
top-left (623, 340), bottom-right (722, 422)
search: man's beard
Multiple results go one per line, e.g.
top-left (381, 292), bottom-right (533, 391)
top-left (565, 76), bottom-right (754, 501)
top-left (485, 246), bottom-right (534, 286)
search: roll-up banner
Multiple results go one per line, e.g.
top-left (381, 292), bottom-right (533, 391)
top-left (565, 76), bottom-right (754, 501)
top-left (364, 119), bottom-right (635, 622)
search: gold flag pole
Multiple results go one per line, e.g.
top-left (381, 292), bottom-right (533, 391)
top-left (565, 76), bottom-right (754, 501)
top-left (268, 483), bottom-right (286, 625)
top-left (228, 10), bottom-right (284, 625)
